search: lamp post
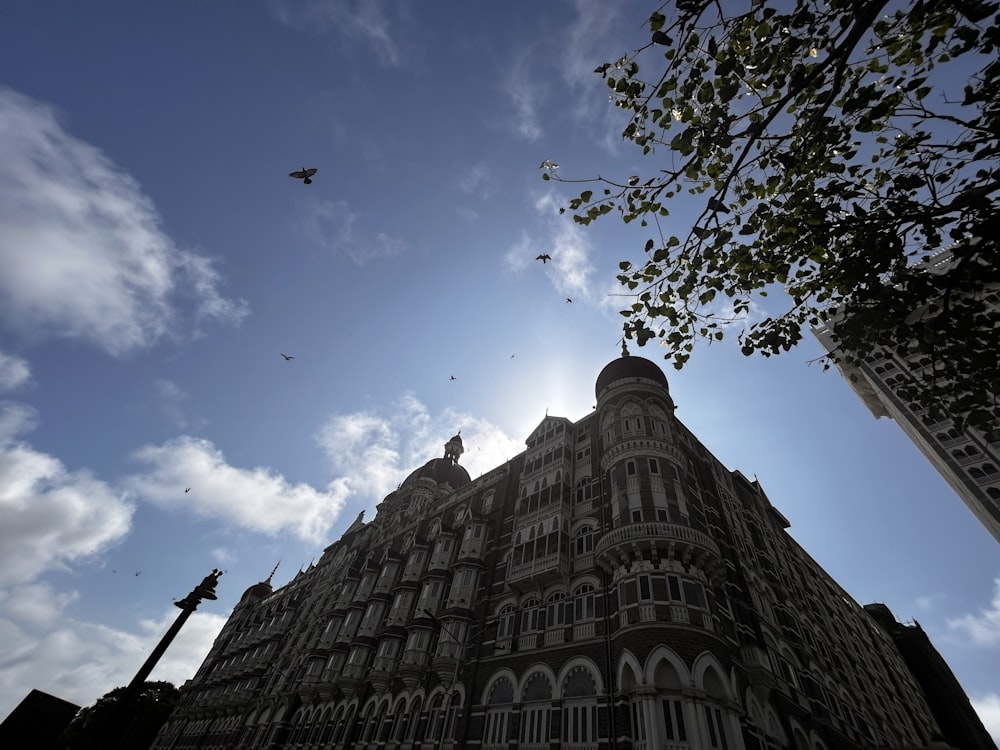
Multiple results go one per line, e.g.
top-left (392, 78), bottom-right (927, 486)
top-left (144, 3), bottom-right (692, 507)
top-left (420, 609), bottom-right (493, 747)
top-left (86, 569), bottom-right (224, 750)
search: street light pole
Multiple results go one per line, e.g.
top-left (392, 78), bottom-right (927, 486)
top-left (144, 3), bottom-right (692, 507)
top-left (85, 569), bottom-right (224, 750)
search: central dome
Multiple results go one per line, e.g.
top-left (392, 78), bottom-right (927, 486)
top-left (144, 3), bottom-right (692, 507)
top-left (595, 355), bottom-right (669, 399)
top-left (401, 458), bottom-right (471, 489)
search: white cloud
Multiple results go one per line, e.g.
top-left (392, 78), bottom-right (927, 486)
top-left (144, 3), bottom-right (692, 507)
top-left (502, 50), bottom-right (544, 142)
top-left (153, 379), bottom-right (200, 431)
top-left (458, 163), bottom-right (497, 201)
top-left (0, 403), bottom-right (133, 586)
top-left (316, 393), bottom-right (523, 513)
top-left (0, 352), bottom-right (30, 393)
top-left (505, 191), bottom-right (598, 302)
top-left (0, 582), bottom-right (78, 628)
top-left (304, 199), bottom-right (405, 265)
top-left (0, 603), bottom-right (225, 719)
top-left (948, 576), bottom-right (1000, 647)
top-left (971, 692), bottom-right (1000, 745)
top-left (271, 0), bottom-right (402, 67)
top-left (0, 87), bottom-right (248, 357)
top-left (124, 436), bottom-right (348, 543)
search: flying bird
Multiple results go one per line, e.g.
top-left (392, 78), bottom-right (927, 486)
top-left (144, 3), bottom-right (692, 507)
top-left (289, 167), bottom-right (318, 185)
top-left (134, 571), bottom-right (142, 577)
top-left (450, 375), bottom-right (457, 381)
top-left (184, 487), bottom-right (191, 493)
top-left (510, 354), bottom-right (515, 358)
top-left (281, 353), bottom-right (295, 361)
top-left (536, 254), bottom-right (551, 264)
top-left (565, 297), bottom-right (573, 303)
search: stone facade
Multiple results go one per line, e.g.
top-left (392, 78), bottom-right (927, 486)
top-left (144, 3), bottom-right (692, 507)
top-left (152, 356), bottom-right (969, 750)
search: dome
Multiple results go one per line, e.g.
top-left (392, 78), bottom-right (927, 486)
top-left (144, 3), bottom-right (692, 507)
top-left (595, 355), bottom-right (669, 399)
top-left (239, 580), bottom-right (273, 604)
top-left (401, 457), bottom-right (471, 490)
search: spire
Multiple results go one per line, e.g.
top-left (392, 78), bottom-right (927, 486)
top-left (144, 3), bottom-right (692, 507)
top-left (265, 561), bottom-right (280, 585)
top-left (621, 338), bottom-right (630, 357)
top-left (444, 431), bottom-right (464, 465)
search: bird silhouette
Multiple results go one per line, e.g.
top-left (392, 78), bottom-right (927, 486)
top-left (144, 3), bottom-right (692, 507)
top-left (565, 297), bottom-right (573, 303)
top-left (134, 571), bottom-right (141, 577)
top-left (510, 354), bottom-right (515, 358)
top-left (184, 487), bottom-right (191, 493)
top-left (536, 254), bottom-right (551, 263)
top-left (289, 167), bottom-right (318, 185)
top-left (450, 375), bottom-right (457, 381)
top-left (281, 353), bottom-right (294, 361)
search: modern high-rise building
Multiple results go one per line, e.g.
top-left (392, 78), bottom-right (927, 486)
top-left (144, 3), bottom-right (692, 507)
top-left (152, 354), bottom-right (987, 750)
top-left (813, 249), bottom-right (1000, 544)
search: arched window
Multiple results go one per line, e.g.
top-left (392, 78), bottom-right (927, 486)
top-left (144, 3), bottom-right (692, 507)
top-left (574, 525), bottom-right (595, 556)
top-left (484, 678), bottom-right (514, 750)
top-left (701, 666), bottom-right (732, 750)
top-left (983, 463), bottom-right (998, 475)
top-left (653, 660), bottom-right (687, 743)
top-left (986, 487), bottom-right (1000, 500)
top-left (521, 673), bottom-right (552, 746)
top-left (498, 604), bottom-right (516, 642)
top-left (547, 592), bottom-right (567, 628)
top-left (574, 584), bottom-right (596, 621)
top-left (428, 693), bottom-right (446, 742)
top-left (563, 667), bottom-right (598, 746)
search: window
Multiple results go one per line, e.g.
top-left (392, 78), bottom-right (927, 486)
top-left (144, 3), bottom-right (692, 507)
top-left (484, 679), bottom-right (513, 748)
top-left (521, 599), bottom-right (541, 632)
top-left (498, 605), bottom-right (516, 638)
top-left (704, 705), bottom-right (729, 750)
top-left (661, 697), bottom-right (687, 741)
top-left (575, 526), bottom-right (595, 555)
top-left (521, 674), bottom-right (552, 745)
top-left (649, 458), bottom-right (660, 474)
top-left (667, 575), bottom-right (682, 601)
top-left (546, 593), bottom-right (567, 627)
top-left (574, 584), bottom-right (596, 621)
top-left (627, 460), bottom-right (637, 475)
top-left (638, 574), bottom-right (652, 601)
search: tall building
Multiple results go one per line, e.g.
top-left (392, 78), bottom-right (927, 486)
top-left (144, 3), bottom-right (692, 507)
top-left (813, 249), bottom-right (1000, 543)
top-left (153, 354), bottom-right (985, 750)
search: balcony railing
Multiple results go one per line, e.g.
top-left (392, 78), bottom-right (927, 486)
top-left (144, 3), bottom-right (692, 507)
top-left (508, 553), bottom-right (570, 588)
top-left (594, 521), bottom-right (720, 559)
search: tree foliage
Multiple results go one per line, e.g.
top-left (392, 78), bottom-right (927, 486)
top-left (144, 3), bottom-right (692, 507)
top-left (58, 681), bottom-right (179, 750)
top-left (543, 0), bottom-right (999, 435)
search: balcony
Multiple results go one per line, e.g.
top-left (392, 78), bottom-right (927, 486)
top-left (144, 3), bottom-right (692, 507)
top-left (507, 552), bottom-right (570, 592)
top-left (594, 521), bottom-right (723, 581)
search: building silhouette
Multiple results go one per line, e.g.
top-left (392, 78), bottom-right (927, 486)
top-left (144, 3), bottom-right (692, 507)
top-left (152, 354), bottom-right (987, 750)
top-left (813, 248), bottom-right (1000, 543)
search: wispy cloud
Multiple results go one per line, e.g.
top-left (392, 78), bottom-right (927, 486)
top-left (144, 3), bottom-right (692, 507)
top-left (0, 402), bottom-right (134, 587)
top-left (971, 693), bottom-right (1000, 745)
top-left (153, 379), bottom-right (201, 431)
top-left (304, 199), bottom-right (405, 265)
top-left (458, 163), bottom-right (497, 201)
top-left (316, 393), bottom-right (523, 514)
top-left (0, 88), bottom-right (248, 357)
top-left (0, 352), bottom-right (30, 393)
top-left (124, 436), bottom-right (348, 543)
top-left (505, 190), bottom-right (598, 302)
top-left (270, 0), bottom-right (403, 67)
top-left (502, 49), bottom-right (544, 142)
top-left (948, 575), bottom-right (1000, 647)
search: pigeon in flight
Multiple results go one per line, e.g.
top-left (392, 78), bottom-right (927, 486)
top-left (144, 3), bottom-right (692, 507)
top-left (184, 487), bottom-right (191, 493)
top-left (289, 167), bottom-right (318, 185)
top-left (135, 571), bottom-right (142, 577)
top-left (281, 353), bottom-right (295, 361)
top-left (565, 297), bottom-right (573, 303)
top-left (450, 375), bottom-right (457, 381)
top-left (536, 254), bottom-right (551, 264)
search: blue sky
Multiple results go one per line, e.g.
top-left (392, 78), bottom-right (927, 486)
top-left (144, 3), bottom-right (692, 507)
top-left (0, 0), bottom-right (997, 737)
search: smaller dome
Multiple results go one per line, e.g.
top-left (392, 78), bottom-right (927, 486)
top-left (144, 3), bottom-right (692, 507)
top-left (239, 581), bottom-right (273, 604)
top-left (595, 355), bottom-right (669, 399)
top-left (449, 433), bottom-right (463, 445)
